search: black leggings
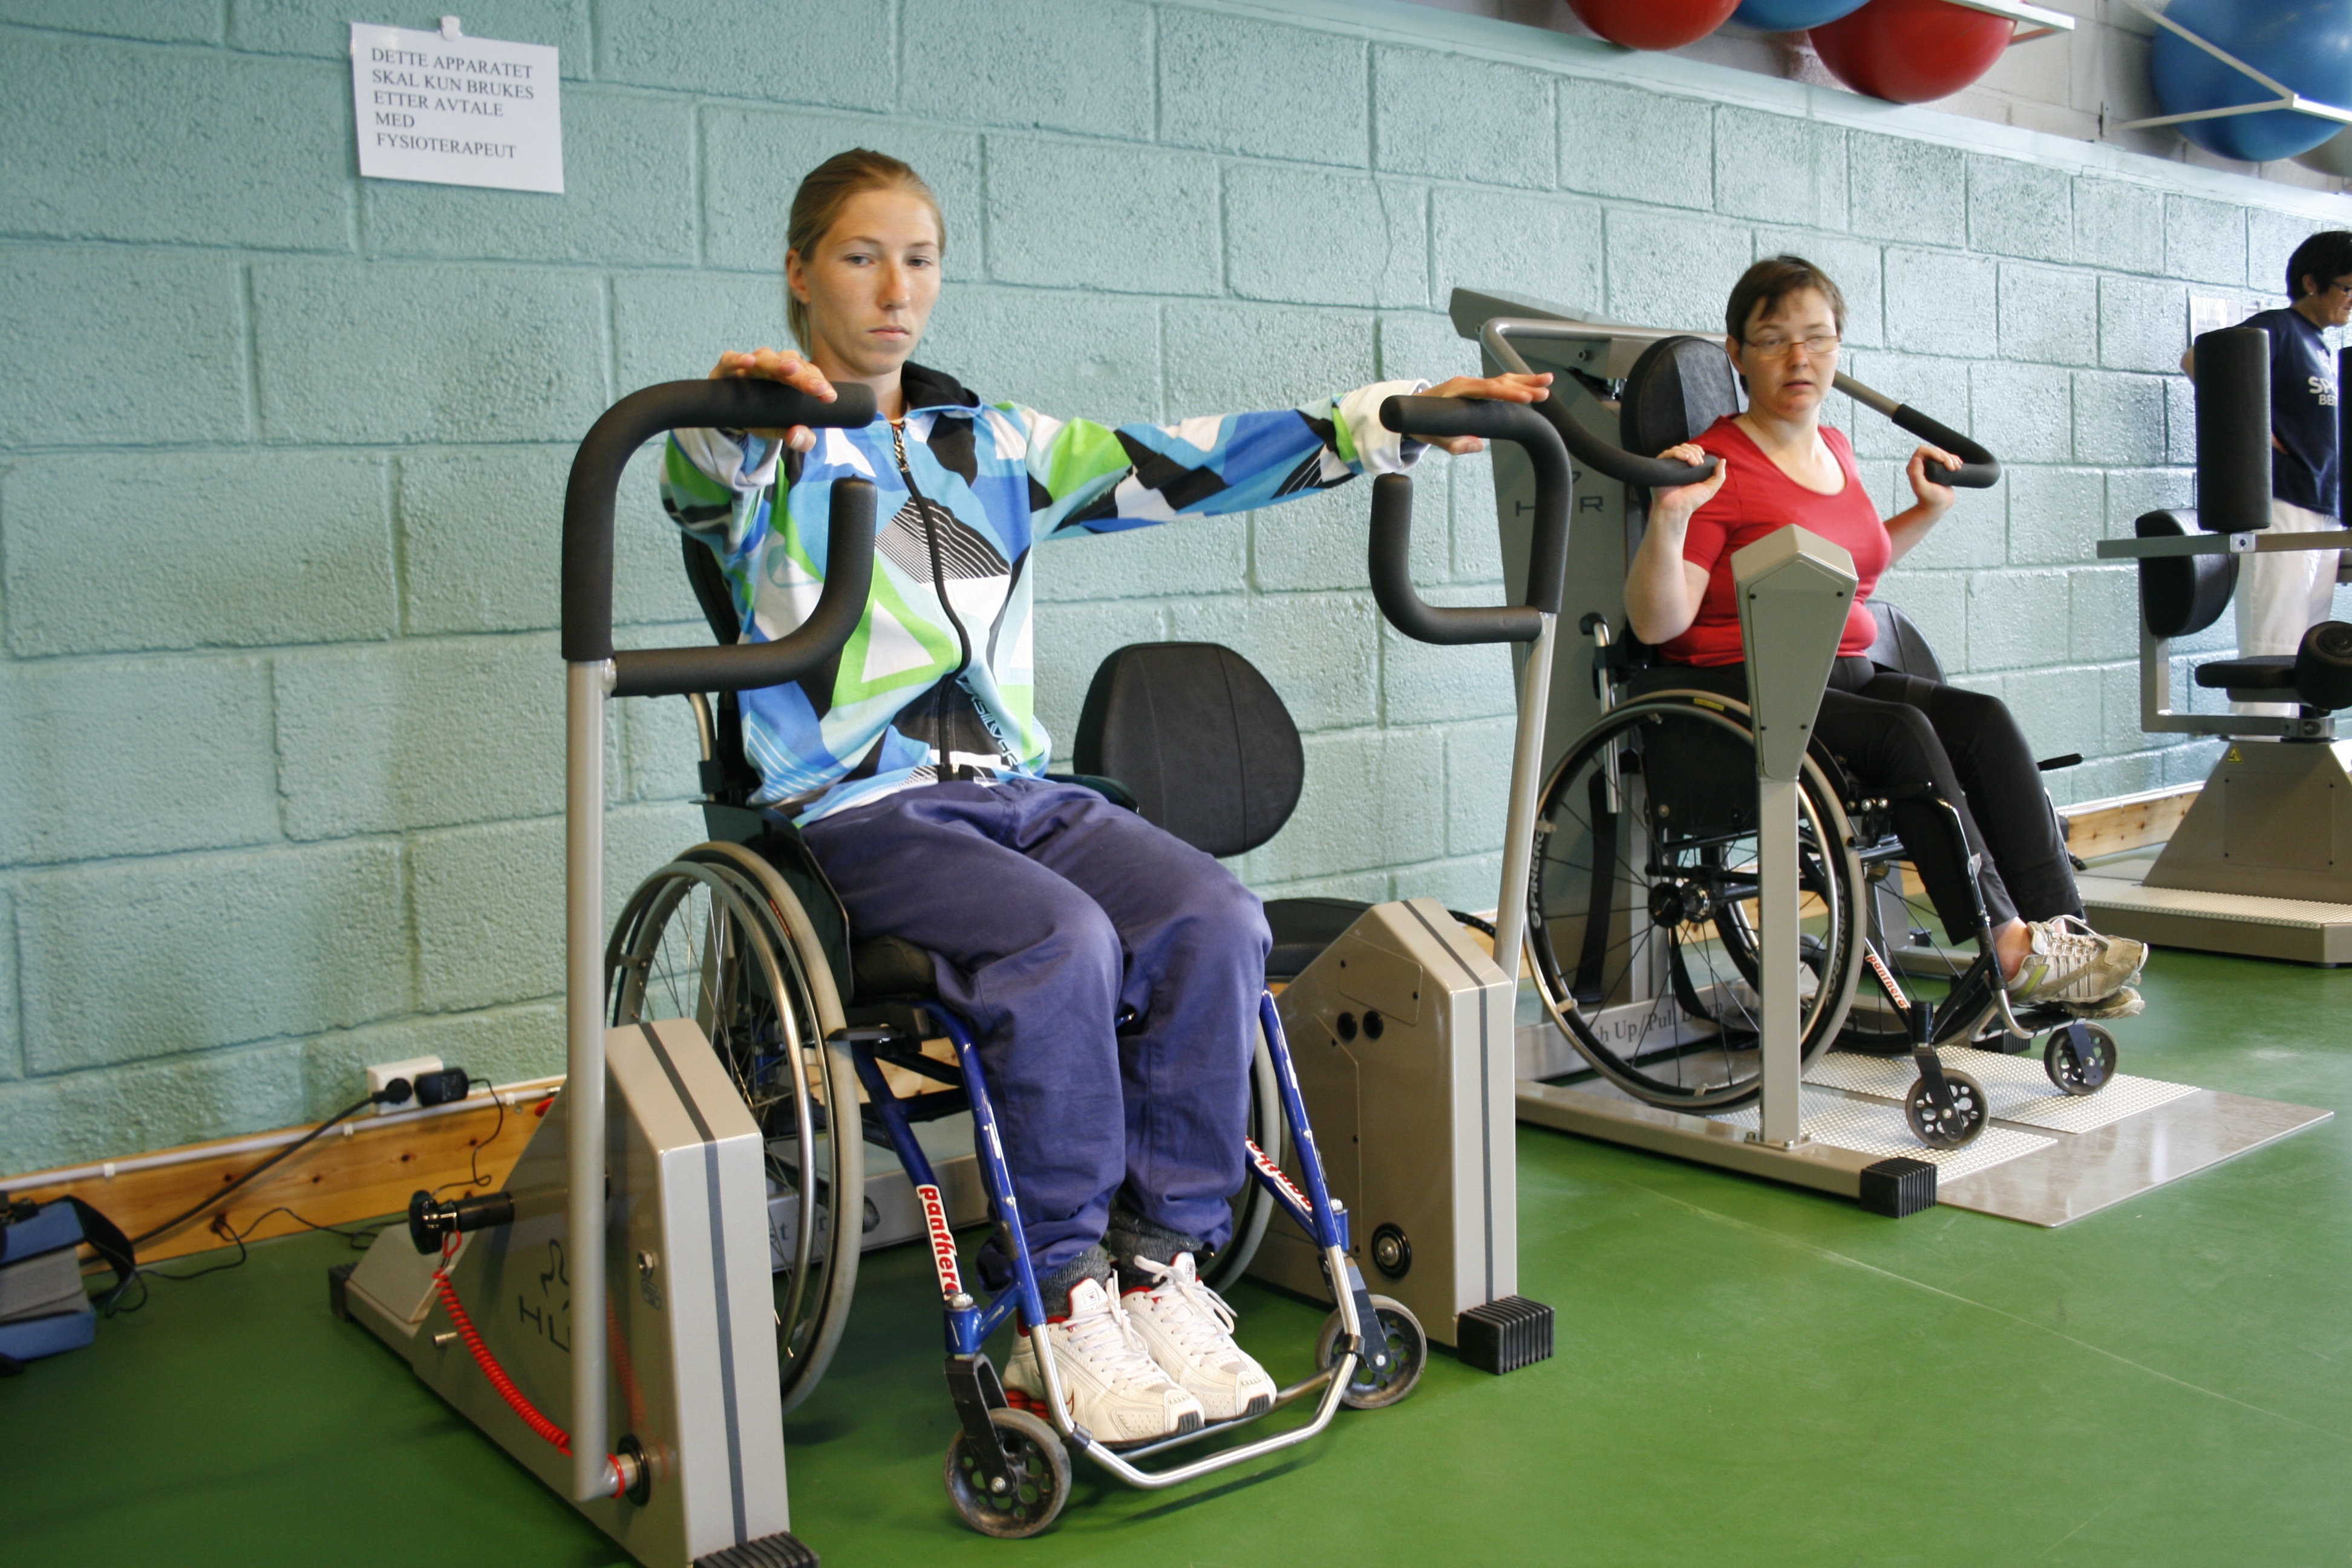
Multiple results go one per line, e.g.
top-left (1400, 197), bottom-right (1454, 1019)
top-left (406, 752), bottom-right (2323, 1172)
top-left (1633, 657), bottom-right (2081, 935)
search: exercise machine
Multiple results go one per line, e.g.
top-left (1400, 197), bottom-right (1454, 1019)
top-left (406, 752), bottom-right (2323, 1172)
top-left (1449, 289), bottom-right (2108, 1206)
top-left (2084, 326), bottom-right (2352, 964)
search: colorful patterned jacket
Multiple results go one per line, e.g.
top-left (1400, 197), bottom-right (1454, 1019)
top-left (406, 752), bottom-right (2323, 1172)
top-left (660, 361), bottom-right (1428, 823)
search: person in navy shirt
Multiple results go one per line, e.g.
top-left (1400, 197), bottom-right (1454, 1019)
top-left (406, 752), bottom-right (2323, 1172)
top-left (2183, 231), bottom-right (2352, 714)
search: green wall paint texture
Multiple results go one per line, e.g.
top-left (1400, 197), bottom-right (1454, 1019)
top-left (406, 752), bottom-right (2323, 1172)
top-left (0, 0), bottom-right (2339, 1171)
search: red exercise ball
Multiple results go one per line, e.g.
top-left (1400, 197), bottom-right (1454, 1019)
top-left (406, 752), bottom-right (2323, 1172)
top-left (1566, 0), bottom-right (1741, 51)
top-left (1809, 0), bottom-right (2013, 104)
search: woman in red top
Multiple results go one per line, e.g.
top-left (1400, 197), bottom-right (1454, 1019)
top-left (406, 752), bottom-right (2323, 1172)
top-left (1625, 255), bottom-right (2145, 1011)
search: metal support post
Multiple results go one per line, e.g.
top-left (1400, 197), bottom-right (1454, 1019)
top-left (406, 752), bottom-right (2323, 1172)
top-left (565, 657), bottom-right (613, 1503)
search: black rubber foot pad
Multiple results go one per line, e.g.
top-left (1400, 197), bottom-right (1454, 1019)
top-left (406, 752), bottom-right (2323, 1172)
top-left (695, 1532), bottom-right (818, 1568)
top-left (1457, 1295), bottom-right (1554, 1374)
top-left (326, 1263), bottom-right (355, 1322)
top-left (1859, 1157), bottom-right (1937, 1217)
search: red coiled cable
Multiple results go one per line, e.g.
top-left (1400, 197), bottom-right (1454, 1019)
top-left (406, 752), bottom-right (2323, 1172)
top-left (432, 1246), bottom-right (624, 1498)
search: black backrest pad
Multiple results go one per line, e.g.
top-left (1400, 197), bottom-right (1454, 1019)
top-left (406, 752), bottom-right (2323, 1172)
top-left (1863, 601), bottom-right (1946, 684)
top-left (1620, 335), bottom-right (1743, 463)
top-left (681, 531), bottom-right (743, 645)
top-left (1073, 643), bottom-right (1304, 859)
top-left (2135, 508), bottom-right (2236, 639)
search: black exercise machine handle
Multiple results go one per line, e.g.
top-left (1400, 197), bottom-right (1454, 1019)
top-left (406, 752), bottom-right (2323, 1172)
top-left (1368, 396), bottom-right (1568, 645)
top-left (1891, 404), bottom-right (2001, 490)
top-left (561, 379), bottom-right (880, 697)
top-left (1533, 391), bottom-right (1721, 490)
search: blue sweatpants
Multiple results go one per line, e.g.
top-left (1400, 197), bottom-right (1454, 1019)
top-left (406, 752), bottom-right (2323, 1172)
top-left (800, 776), bottom-right (1272, 1283)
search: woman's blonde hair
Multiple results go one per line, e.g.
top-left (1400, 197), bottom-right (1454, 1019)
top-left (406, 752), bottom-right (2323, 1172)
top-left (786, 149), bottom-right (946, 350)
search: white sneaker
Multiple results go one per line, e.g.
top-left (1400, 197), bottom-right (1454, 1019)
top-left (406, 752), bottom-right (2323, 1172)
top-left (1122, 1253), bottom-right (1276, 1423)
top-left (1002, 1276), bottom-right (1204, 1445)
top-left (2064, 984), bottom-right (2143, 1020)
top-left (2007, 916), bottom-right (2147, 1005)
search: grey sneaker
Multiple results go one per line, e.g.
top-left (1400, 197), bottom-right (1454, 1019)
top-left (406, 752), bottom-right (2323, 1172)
top-left (2007, 916), bottom-right (2147, 1005)
top-left (2063, 985), bottom-right (2143, 1020)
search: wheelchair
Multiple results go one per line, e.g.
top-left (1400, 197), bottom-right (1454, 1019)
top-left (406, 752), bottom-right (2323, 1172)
top-left (1517, 334), bottom-right (2122, 1149)
top-left (601, 535), bottom-right (1426, 1537)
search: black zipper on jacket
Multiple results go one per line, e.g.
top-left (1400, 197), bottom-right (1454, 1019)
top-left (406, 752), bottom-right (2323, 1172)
top-left (889, 416), bottom-right (989, 774)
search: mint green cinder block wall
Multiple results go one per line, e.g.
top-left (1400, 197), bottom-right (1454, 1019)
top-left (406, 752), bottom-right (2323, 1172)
top-left (0, 0), bottom-right (2342, 1171)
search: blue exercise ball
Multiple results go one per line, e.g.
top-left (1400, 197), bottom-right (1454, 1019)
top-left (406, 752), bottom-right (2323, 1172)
top-left (2150, 0), bottom-right (2352, 163)
top-left (1731, 0), bottom-right (1867, 28)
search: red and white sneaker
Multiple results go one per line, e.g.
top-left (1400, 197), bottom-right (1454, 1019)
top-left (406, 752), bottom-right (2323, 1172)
top-left (1002, 1276), bottom-right (1204, 1445)
top-left (1123, 1253), bottom-right (1276, 1423)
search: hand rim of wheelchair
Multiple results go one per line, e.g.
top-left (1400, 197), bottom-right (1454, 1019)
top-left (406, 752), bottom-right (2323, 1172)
top-left (1523, 690), bottom-right (1867, 1113)
top-left (605, 847), bottom-right (864, 1417)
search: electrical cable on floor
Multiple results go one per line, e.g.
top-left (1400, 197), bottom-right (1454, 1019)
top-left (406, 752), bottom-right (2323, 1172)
top-left (104, 1206), bottom-right (397, 1313)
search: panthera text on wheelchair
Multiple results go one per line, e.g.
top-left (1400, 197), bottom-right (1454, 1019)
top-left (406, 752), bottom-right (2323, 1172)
top-left (1457, 290), bottom-right (2124, 1194)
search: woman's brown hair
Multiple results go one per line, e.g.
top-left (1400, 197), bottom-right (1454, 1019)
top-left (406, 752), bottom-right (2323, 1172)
top-left (785, 149), bottom-right (946, 349)
top-left (1724, 254), bottom-right (1846, 344)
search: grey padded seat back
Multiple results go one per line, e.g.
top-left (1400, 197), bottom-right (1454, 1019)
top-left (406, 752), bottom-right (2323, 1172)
top-left (2135, 508), bottom-right (2237, 640)
top-left (1863, 601), bottom-right (1945, 683)
top-left (1619, 334), bottom-right (1743, 479)
top-left (1072, 642), bottom-right (1305, 860)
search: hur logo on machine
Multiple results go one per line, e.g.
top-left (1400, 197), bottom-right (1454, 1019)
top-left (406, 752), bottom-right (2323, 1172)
top-left (517, 1237), bottom-right (571, 1351)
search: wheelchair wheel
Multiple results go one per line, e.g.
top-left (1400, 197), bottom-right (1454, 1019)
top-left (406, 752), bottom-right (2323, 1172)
top-left (1200, 1023), bottom-right (1282, 1293)
top-left (1526, 693), bottom-right (1864, 1112)
top-left (944, 1407), bottom-right (1070, 1538)
top-left (2044, 1022), bottom-right (2117, 1096)
top-left (1313, 1293), bottom-right (1426, 1410)
top-left (606, 846), bottom-right (863, 1416)
top-left (1905, 1068), bottom-right (1987, 1149)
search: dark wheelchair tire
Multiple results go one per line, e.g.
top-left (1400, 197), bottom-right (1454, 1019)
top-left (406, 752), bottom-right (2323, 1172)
top-left (1525, 693), bottom-right (1865, 1113)
top-left (1200, 1024), bottom-right (1282, 1293)
top-left (1314, 1293), bottom-right (1426, 1410)
top-left (2044, 1022), bottom-right (2117, 1096)
top-left (1905, 1068), bottom-right (1988, 1149)
top-left (606, 848), bottom-right (863, 1418)
top-left (944, 1408), bottom-right (1070, 1538)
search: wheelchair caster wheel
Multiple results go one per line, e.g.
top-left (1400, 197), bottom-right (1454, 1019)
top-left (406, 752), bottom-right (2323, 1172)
top-left (2043, 1023), bottom-right (2117, 1096)
top-left (1315, 1294), bottom-right (1426, 1410)
top-left (944, 1407), bottom-right (1069, 1538)
top-left (1905, 1069), bottom-right (1987, 1149)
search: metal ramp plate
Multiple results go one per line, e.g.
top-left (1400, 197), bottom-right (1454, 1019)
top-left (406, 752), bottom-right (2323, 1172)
top-left (2079, 864), bottom-right (2352, 966)
top-left (1803, 1050), bottom-right (2201, 1134)
top-left (1709, 1088), bottom-right (2054, 1183)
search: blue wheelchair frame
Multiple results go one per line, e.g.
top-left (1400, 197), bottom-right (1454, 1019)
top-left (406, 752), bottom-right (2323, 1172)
top-left (846, 990), bottom-right (1393, 1489)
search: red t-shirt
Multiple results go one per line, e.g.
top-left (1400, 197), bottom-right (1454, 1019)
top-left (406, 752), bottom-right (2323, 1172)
top-left (1659, 417), bottom-right (1889, 667)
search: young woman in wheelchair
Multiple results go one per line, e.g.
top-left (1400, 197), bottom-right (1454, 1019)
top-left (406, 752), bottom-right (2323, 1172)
top-left (1625, 255), bottom-right (2146, 1015)
top-left (659, 149), bottom-right (1544, 1447)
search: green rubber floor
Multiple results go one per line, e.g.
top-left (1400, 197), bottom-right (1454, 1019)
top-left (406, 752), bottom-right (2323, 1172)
top-left (7, 947), bottom-right (2347, 1568)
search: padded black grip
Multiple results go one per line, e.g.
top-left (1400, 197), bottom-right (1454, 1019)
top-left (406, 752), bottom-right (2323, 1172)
top-left (2195, 326), bottom-right (2272, 533)
top-left (562, 378), bottom-right (877, 680)
top-left (1890, 404), bottom-right (2001, 489)
top-left (1373, 396), bottom-right (1572, 642)
top-left (2295, 619), bottom-right (2352, 711)
top-left (1529, 392), bottom-right (1720, 489)
top-left (1368, 475), bottom-right (1541, 645)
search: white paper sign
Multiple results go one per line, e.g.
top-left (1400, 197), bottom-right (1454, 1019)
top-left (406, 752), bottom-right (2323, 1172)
top-left (350, 21), bottom-right (563, 194)
top-left (2189, 292), bottom-right (2243, 344)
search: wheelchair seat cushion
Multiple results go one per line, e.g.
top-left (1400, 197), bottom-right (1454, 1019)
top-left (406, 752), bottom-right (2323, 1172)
top-left (1264, 897), bottom-right (1371, 982)
top-left (1861, 600), bottom-right (1946, 684)
top-left (1073, 643), bottom-right (1304, 860)
top-left (1619, 334), bottom-right (1743, 463)
top-left (2137, 508), bottom-right (2237, 641)
top-left (851, 933), bottom-right (938, 1001)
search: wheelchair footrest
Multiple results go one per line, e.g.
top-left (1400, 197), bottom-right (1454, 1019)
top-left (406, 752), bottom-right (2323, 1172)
top-left (1456, 1295), bottom-right (1555, 1375)
top-left (1858, 1157), bottom-right (1937, 1218)
top-left (694, 1530), bottom-right (819, 1568)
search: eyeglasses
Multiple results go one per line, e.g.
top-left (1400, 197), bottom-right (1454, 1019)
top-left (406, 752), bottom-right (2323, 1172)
top-left (1742, 333), bottom-right (1841, 361)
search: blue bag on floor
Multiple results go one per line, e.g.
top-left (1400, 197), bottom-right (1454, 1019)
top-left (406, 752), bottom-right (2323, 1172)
top-left (0, 1195), bottom-right (134, 1372)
